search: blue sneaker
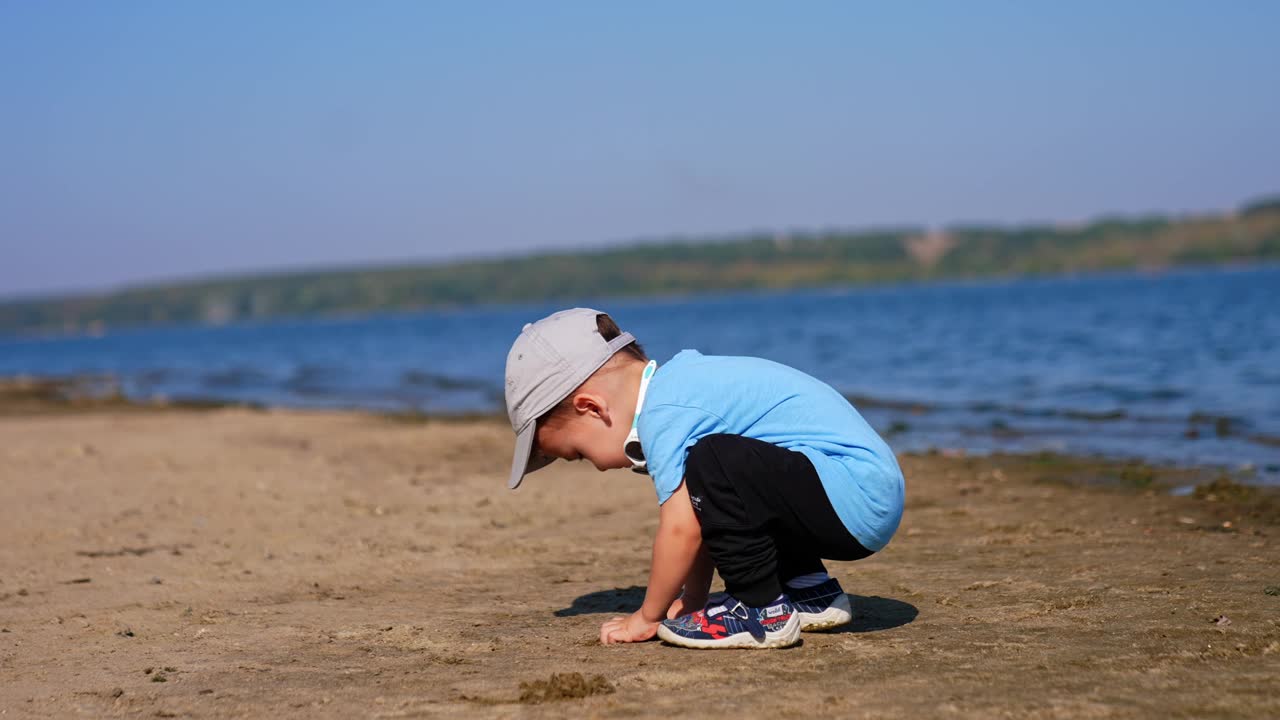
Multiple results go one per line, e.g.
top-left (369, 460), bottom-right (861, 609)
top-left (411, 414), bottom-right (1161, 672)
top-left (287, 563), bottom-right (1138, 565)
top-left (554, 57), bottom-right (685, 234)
top-left (657, 594), bottom-right (801, 649)
top-left (786, 578), bottom-right (853, 631)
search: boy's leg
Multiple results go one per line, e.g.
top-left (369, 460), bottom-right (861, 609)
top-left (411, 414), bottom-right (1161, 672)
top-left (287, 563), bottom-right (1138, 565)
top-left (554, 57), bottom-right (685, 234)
top-left (682, 434), bottom-right (871, 607)
top-left (775, 538), bottom-right (828, 586)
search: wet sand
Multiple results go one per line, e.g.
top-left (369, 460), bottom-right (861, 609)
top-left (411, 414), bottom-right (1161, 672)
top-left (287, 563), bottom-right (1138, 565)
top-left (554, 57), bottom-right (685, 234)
top-left (1, 404), bottom-right (1278, 718)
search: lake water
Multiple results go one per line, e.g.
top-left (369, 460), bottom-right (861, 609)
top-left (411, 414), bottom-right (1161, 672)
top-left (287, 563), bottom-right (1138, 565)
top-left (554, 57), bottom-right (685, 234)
top-left (3, 265), bottom-right (1278, 480)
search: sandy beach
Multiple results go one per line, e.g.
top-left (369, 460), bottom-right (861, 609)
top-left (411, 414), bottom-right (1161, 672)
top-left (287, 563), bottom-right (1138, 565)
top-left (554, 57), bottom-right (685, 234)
top-left (1, 401), bottom-right (1278, 718)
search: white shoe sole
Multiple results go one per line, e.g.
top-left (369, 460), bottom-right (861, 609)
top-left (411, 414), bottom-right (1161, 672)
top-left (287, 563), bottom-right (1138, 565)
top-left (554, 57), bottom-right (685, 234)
top-left (797, 592), bottom-right (853, 631)
top-left (656, 613), bottom-right (802, 649)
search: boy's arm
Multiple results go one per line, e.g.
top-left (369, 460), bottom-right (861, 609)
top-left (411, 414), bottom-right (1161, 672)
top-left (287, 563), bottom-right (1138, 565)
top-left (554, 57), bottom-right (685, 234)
top-left (667, 545), bottom-right (713, 619)
top-left (600, 481), bottom-right (701, 644)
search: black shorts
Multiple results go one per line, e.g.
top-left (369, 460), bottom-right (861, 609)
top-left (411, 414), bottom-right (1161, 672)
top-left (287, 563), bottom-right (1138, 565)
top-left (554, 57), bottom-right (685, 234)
top-left (683, 433), bottom-right (874, 606)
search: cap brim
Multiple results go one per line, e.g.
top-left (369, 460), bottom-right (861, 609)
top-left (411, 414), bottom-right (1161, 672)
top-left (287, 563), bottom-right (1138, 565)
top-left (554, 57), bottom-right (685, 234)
top-left (508, 423), bottom-right (554, 489)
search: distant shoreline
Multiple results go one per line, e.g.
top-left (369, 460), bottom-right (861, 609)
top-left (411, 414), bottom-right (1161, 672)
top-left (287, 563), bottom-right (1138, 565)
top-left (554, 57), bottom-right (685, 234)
top-left (2, 197), bottom-right (1277, 336)
top-left (3, 260), bottom-right (1279, 344)
top-left (2, 258), bottom-right (1280, 343)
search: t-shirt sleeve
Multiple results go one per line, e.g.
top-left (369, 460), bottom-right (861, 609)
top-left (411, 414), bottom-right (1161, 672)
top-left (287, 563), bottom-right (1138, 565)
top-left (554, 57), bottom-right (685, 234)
top-left (637, 403), bottom-right (726, 505)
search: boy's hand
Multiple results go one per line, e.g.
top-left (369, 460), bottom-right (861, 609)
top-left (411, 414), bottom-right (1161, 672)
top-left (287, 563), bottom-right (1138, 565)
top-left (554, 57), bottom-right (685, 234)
top-left (602, 481), bottom-right (704, 644)
top-left (600, 611), bottom-right (659, 645)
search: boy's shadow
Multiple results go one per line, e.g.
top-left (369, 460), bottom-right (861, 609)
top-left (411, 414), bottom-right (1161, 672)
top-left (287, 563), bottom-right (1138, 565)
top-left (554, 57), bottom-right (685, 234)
top-left (555, 586), bottom-right (917, 633)
top-left (554, 586), bottom-right (647, 617)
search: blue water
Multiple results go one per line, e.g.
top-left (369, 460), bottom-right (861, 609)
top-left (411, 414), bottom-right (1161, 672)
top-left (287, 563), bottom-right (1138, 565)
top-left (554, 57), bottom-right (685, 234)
top-left (3, 266), bottom-right (1278, 479)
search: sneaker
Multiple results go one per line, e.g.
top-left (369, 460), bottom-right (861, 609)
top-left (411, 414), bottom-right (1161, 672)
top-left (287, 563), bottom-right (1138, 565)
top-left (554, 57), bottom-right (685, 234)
top-left (786, 578), bottom-right (853, 631)
top-left (657, 594), bottom-right (801, 649)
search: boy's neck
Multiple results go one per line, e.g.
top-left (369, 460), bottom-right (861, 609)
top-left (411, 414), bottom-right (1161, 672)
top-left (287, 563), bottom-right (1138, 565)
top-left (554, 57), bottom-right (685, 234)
top-left (618, 360), bottom-right (648, 421)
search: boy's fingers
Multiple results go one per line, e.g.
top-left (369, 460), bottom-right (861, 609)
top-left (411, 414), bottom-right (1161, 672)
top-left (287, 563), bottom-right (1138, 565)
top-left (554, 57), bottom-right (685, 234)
top-left (600, 618), bottom-right (624, 644)
top-left (600, 626), bottom-right (634, 645)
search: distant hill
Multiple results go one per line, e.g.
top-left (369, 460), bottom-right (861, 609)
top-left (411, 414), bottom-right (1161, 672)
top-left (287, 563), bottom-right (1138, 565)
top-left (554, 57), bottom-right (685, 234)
top-left (3, 196), bottom-right (1279, 336)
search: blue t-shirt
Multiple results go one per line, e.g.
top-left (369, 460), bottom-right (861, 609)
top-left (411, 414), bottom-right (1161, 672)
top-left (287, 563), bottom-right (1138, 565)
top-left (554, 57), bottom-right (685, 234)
top-left (636, 349), bottom-right (904, 552)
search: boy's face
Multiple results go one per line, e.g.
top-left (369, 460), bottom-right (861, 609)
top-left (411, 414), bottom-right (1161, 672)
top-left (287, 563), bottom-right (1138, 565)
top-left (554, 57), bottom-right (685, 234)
top-left (534, 392), bottom-right (631, 472)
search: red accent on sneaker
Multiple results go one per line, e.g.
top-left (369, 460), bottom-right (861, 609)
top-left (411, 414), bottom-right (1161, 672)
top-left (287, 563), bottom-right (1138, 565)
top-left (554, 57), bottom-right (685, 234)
top-left (695, 611), bottom-right (729, 639)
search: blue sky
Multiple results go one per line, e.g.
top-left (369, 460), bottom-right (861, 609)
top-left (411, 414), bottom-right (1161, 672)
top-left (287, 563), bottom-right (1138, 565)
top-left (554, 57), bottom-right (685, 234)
top-left (1, 1), bottom-right (1278, 298)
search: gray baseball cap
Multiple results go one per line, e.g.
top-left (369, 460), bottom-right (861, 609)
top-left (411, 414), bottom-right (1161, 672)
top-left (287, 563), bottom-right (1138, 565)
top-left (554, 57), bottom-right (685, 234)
top-left (504, 308), bottom-right (636, 490)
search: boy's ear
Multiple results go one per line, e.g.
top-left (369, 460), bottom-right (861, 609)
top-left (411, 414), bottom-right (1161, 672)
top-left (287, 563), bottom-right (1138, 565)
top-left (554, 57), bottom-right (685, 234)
top-left (571, 392), bottom-right (611, 425)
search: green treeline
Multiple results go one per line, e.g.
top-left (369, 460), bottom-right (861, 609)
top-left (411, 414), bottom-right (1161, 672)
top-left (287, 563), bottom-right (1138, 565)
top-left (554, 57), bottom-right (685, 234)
top-left (3, 196), bottom-right (1279, 335)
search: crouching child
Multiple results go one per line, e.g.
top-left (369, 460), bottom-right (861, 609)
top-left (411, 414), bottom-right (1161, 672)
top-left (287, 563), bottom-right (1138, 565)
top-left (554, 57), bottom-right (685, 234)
top-left (504, 308), bottom-right (904, 649)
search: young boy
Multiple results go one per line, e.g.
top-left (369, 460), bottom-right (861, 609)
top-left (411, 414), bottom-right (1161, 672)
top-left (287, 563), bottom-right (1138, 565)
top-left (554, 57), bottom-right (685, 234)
top-left (505, 308), bottom-right (904, 649)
